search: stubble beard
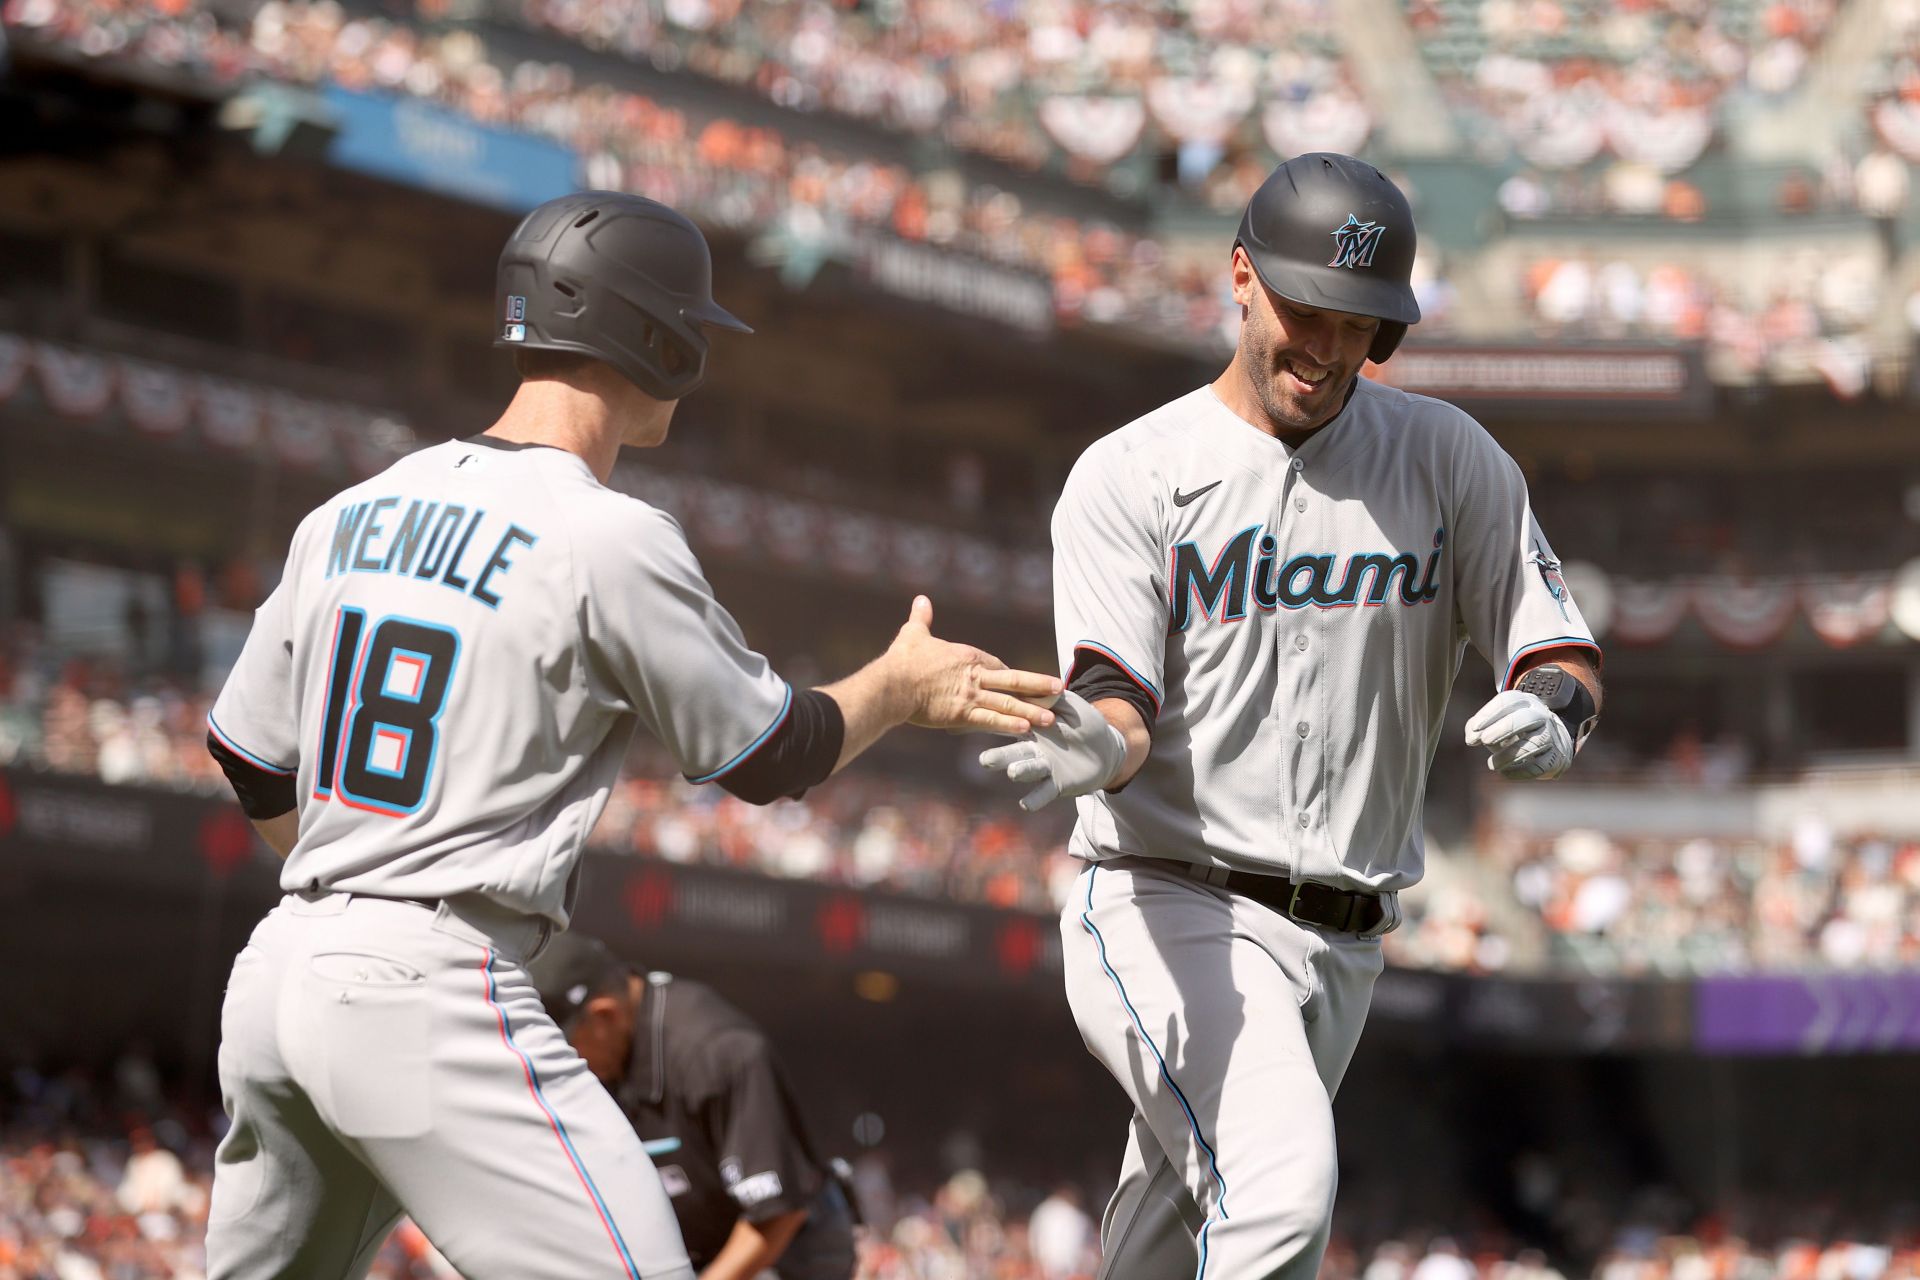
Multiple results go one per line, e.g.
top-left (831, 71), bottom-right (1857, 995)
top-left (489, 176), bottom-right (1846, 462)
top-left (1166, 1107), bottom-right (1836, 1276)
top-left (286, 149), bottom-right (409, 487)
top-left (1241, 312), bottom-right (1354, 437)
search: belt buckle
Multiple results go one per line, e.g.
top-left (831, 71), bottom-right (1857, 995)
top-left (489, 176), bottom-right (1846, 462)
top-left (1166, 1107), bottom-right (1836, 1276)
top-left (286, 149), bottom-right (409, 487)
top-left (1285, 880), bottom-right (1308, 923)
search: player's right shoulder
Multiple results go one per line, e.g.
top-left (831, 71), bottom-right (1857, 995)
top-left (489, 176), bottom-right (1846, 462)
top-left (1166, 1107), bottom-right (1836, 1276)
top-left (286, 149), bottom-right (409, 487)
top-left (1067, 383), bottom-right (1198, 487)
top-left (557, 474), bottom-right (696, 585)
top-left (1084, 388), bottom-right (1211, 462)
top-left (562, 474), bottom-right (683, 541)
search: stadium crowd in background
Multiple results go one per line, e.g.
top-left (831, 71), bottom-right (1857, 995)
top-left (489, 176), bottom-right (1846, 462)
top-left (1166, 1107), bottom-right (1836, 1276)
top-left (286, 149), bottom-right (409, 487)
top-left (1497, 823), bottom-right (1920, 974)
top-left (4, 0), bottom-right (1247, 347)
top-left (12, 0), bottom-right (1914, 374)
top-left (6, 624), bottom-right (1920, 977)
top-left (512, 0), bottom-right (1364, 207)
top-left (21, 0), bottom-right (1841, 211)
top-left (1516, 246), bottom-right (1889, 391)
top-left (3, 1068), bottom-right (1917, 1280)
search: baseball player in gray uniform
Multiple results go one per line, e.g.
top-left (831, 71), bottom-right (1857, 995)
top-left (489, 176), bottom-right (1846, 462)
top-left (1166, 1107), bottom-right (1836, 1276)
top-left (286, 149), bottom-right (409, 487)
top-left (201, 192), bottom-right (1061, 1280)
top-left (982, 154), bottom-right (1603, 1279)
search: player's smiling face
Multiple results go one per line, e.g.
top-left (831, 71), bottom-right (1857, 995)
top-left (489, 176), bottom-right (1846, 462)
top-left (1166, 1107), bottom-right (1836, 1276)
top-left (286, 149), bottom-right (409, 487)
top-left (1228, 247), bottom-right (1378, 435)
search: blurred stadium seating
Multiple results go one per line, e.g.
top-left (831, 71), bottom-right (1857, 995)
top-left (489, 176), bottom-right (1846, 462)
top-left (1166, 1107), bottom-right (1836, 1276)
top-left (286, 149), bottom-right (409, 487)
top-left (4, 1062), bottom-right (1917, 1280)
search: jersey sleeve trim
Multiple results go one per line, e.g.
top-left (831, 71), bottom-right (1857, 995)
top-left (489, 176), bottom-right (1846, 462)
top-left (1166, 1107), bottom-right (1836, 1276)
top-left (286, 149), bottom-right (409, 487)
top-left (1068, 641), bottom-right (1163, 712)
top-left (1501, 638), bottom-right (1603, 692)
top-left (687, 683), bottom-right (795, 785)
top-left (206, 712), bottom-right (294, 775)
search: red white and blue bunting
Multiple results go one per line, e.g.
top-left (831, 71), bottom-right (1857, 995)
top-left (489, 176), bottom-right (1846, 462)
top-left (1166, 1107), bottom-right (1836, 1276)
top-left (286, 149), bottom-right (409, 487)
top-left (0, 335), bottom-right (412, 478)
top-left (1586, 567), bottom-right (1912, 651)
top-left (4, 334), bottom-right (1913, 642)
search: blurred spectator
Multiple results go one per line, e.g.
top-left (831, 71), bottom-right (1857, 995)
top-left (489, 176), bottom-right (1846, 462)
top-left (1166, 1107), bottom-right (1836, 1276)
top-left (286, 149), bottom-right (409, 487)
top-left (1495, 825), bottom-right (1920, 975)
top-left (1026, 1184), bottom-right (1096, 1280)
top-left (6, 1085), bottom-right (1917, 1280)
top-left (0, 626), bottom-right (223, 791)
top-left (0, 0), bottom-right (1414, 357)
top-left (116, 1127), bottom-right (198, 1219)
top-left (1517, 247), bottom-right (1883, 392)
top-left (1414, 0), bottom-right (1836, 177)
top-left (10, 614), bottom-right (1920, 977)
top-left (504, 0), bottom-right (1361, 193)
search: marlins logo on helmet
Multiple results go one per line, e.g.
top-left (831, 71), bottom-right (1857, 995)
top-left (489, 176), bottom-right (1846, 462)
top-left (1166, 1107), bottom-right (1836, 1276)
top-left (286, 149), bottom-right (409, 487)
top-left (1328, 215), bottom-right (1386, 269)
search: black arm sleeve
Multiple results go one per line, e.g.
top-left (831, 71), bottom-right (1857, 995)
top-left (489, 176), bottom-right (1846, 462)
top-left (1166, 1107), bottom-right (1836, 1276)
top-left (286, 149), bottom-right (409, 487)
top-left (1066, 646), bottom-right (1158, 739)
top-left (713, 689), bottom-right (844, 806)
top-left (207, 731), bottom-right (297, 820)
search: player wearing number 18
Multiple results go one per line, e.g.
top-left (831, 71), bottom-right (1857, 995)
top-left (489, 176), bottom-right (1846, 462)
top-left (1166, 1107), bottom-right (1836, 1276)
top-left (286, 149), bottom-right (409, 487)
top-left (200, 191), bottom-right (1061, 1280)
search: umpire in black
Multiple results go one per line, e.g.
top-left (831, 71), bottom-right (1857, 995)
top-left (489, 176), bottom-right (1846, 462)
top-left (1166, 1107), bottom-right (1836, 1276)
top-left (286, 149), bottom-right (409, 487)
top-left (528, 934), bottom-right (858, 1280)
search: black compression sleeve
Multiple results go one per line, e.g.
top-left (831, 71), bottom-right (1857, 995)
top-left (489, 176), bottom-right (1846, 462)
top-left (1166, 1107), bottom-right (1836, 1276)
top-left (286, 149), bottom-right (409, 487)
top-left (206, 731), bottom-right (297, 820)
top-left (1066, 647), bottom-right (1158, 737)
top-left (712, 689), bottom-right (845, 805)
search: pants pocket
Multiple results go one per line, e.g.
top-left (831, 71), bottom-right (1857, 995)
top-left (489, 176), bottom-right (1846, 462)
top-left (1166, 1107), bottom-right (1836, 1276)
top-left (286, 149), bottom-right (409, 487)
top-left (303, 951), bottom-right (433, 1140)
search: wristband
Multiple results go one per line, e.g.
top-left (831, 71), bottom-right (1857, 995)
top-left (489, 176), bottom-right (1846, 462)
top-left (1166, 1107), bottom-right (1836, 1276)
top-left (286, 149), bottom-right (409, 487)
top-left (1514, 664), bottom-right (1598, 751)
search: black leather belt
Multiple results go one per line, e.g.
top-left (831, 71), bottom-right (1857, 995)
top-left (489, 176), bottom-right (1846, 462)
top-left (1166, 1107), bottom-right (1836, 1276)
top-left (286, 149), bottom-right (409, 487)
top-left (346, 892), bottom-right (441, 910)
top-left (1111, 857), bottom-right (1387, 934)
top-left (1219, 870), bottom-right (1385, 934)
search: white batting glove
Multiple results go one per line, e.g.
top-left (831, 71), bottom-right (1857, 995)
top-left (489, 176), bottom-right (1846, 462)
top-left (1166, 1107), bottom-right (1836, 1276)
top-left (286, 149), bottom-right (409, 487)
top-left (979, 690), bottom-right (1127, 812)
top-left (1464, 689), bottom-right (1574, 781)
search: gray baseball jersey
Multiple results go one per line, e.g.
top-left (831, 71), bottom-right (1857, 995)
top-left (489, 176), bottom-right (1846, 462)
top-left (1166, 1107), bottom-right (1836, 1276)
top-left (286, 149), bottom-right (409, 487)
top-left (1054, 379), bottom-right (1600, 1280)
top-left (1054, 379), bottom-right (1596, 894)
top-left (210, 437), bottom-right (790, 927)
top-left (205, 435), bottom-right (810, 1280)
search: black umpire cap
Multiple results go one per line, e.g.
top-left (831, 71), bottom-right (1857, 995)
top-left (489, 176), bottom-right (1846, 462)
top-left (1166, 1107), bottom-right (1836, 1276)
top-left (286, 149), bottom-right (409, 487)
top-left (527, 933), bottom-right (635, 1033)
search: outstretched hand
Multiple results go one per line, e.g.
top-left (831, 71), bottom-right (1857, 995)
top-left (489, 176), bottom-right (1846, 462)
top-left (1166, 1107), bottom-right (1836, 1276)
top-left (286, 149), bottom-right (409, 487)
top-left (978, 689), bottom-right (1128, 811)
top-left (888, 596), bottom-right (1061, 736)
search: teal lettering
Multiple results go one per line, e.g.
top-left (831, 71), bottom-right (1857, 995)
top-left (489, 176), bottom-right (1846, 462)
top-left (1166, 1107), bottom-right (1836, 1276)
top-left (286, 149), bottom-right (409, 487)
top-left (351, 497), bottom-right (399, 573)
top-left (414, 505), bottom-right (466, 580)
top-left (328, 503), bottom-right (370, 579)
top-left (1169, 527), bottom-right (1258, 631)
top-left (439, 509), bottom-right (487, 592)
top-left (471, 525), bottom-right (536, 609)
top-left (383, 500), bottom-right (441, 575)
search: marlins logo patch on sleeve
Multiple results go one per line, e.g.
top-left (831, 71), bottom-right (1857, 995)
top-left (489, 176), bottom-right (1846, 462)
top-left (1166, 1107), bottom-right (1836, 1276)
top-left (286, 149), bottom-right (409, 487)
top-left (1528, 542), bottom-right (1570, 620)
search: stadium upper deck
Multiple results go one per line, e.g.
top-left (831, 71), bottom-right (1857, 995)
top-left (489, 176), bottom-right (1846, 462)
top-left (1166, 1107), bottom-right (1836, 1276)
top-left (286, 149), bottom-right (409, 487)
top-left (7, 0), bottom-right (1917, 386)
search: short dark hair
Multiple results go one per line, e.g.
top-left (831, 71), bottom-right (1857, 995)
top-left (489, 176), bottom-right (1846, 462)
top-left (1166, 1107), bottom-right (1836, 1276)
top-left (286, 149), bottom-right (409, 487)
top-left (513, 348), bottom-right (600, 382)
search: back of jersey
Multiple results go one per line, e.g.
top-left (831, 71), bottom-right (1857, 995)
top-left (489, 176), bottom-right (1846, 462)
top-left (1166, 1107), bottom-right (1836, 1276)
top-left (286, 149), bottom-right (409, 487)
top-left (211, 438), bottom-right (636, 923)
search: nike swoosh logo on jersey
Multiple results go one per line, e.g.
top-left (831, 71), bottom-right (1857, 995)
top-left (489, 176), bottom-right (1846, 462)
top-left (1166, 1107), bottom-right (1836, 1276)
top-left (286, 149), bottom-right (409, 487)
top-left (1172, 481), bottom-right (1221, 507)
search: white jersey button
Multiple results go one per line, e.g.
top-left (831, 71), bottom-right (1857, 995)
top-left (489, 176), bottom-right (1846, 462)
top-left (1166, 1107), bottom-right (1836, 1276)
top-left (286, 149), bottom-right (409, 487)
top-left (1297, 722), bottom-right (1310, 738)
top-left (1290, 458), bottom-right (1305, 472)
top-left (1298, 812), bottom-right (1311, 827)
top-left (1293, 634), bottom-right (1309, 651)
top-left (1294, 497), bottom-right (1307, 512)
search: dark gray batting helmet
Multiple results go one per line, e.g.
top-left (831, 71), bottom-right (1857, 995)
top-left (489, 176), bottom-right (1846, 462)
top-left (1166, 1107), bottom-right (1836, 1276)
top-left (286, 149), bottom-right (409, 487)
top-left (493, 191), bottom-right (751, 400)
top-left (1235, 153), bottom-right (1420, 364)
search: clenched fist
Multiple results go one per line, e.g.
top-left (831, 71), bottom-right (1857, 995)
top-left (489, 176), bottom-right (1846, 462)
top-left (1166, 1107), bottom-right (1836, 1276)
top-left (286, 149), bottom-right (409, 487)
top-left (1464, 689), bottom-right (1573, 781)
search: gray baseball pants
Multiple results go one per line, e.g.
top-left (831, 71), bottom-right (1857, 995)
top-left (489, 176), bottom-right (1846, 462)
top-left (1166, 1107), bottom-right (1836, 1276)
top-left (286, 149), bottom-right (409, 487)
top-left (206, 891), bottom-right (695, 1280)
top-left (1061, 859), bottom-right (1388, 1280)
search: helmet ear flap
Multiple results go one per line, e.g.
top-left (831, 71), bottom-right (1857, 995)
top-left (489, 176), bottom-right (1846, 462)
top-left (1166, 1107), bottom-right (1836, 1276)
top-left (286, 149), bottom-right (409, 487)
top-left (1368, 321), bottom-right (1407, 365)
